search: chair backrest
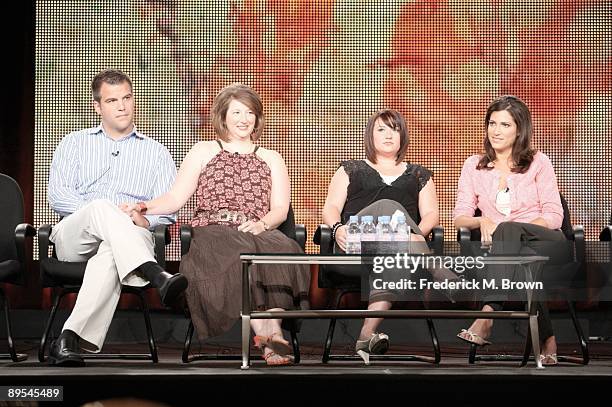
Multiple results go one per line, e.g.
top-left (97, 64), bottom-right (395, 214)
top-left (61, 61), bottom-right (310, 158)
top-left (277, 204), bottom-right (297, 242)
top-left (0, 174), bottom-right (25, 263)
top-left (558, 194), bottom-right (573, 240)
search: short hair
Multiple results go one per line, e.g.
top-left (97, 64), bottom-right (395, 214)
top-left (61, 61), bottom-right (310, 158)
top-left (91, 69), bottom-right (133, 102)
top-left (210, 83), bottom-right (265, 141)
top-left (363, 109), bottom-right (409, 164)
top-left (477, 95), bottom-right (536, 173)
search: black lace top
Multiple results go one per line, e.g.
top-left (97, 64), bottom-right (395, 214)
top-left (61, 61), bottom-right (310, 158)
top-left (340, 160), bottom-right (432, 225)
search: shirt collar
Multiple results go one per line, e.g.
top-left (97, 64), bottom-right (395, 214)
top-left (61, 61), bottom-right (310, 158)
top-left (89, 124), bottom-right (145, 140)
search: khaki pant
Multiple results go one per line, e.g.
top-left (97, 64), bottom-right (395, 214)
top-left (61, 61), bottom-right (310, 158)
top-left (50, 199), bottom-right (155, 351)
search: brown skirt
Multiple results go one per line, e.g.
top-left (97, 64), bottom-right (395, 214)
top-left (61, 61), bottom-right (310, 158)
top-left (179, 225), bottom-right (311, 340)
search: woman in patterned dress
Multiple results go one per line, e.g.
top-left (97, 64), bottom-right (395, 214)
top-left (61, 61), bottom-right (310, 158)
top-left (123, 83), bottom-right (310, 366)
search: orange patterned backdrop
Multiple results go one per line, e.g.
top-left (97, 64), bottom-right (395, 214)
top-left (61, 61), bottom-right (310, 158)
top-left (35, 0), bottom-right (611, 261)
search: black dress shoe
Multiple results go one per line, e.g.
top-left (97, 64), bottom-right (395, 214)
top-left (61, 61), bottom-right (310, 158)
top-left (158, 273), bottom-right (188, 306)
top-left (140, 262), bottom-right (189, 306)
top-left (48, 330), bottom-right (85, 367)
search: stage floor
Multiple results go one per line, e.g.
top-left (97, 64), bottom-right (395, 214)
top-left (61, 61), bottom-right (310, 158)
top-left (1, 342), bottom-right (611, 405)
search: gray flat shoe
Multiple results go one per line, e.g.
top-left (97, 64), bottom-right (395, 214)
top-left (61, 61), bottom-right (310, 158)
top-left (355, 333), bottom-right (390, 365)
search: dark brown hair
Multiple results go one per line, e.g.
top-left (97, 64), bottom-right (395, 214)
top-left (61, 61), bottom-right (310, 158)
top-left (91, 69), bottom-right (133, 102)
top-left (210, 83), bottom-right (265, 141)
top-left (477, 95), bottom-right (536, 173)
top-left (364, 109), bottom-right (409, 164)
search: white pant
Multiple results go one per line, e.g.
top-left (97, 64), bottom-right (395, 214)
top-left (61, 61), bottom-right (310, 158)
top-left (50, 199), bottom-right (155, 351)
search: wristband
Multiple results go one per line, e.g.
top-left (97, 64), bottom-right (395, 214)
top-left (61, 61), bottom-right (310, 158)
top-left (331, 222), bottom-right (342, 241)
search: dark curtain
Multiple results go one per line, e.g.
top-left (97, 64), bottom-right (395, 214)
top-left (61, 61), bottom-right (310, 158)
top-left (0, 1), bottom-right (36, 308)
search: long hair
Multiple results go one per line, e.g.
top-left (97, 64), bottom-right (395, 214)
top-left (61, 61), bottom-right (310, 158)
top-left (477, 95), bottom-right (536, 173)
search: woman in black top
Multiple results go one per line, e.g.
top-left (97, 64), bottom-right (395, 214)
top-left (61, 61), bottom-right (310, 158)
top-left (322, 109), bottom-right (440, 364)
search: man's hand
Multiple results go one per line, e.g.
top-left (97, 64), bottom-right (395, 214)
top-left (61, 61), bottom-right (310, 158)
top-left (119, 203), bottom-right (149, 228)
top-left (119, 202), bottom-right (138, 214)
top-left (130, 210), bottom-right (150, 229)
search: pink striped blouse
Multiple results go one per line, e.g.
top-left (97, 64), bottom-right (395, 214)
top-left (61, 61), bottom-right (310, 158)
top-left (453, 152), bottom-right (563, 229)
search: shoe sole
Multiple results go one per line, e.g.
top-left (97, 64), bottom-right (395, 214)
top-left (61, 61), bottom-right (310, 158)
top-left (370, 338), bottom-right (389, 355)
top-left (48, 355), bottom-right (85, 367)
top-left (161, 275), bottom-right (188, 306)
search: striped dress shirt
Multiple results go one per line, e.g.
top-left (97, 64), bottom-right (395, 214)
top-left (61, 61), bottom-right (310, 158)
top-left (48, 125), bottom-right (177, 228)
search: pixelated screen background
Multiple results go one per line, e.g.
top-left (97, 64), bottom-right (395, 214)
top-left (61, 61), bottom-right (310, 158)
top-left (35, 0), bottom-right (611, 259)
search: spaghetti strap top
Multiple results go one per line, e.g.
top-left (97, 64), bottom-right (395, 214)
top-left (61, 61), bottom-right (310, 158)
top-left (215, 139), bottom-right (259, 154)
top-left (190, 140), bottom-right (270, 227)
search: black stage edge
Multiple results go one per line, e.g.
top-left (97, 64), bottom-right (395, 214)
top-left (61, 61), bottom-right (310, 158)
top-left (2, 368), bottom-right (611, 406)
top-left (1, 345), bottom-right (612, 406)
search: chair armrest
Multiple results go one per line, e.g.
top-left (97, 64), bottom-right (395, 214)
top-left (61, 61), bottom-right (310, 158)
top-left (15, 223), bottom-right (36, 266)
top-left (572, 225), bottom-right (585, 264)
top-left (38, 224), bottom-right (53, 261)
top-left (430, 225), bottom-right (444, 255)
top-left (457, 227), bottom-right (472, 242)
top-left (318, 224), bottom-right (333, 254)
top-left (457, 226), bottom-right (475, 256)
top-left (180, 224), bottom-right (193, 257)
top-left (295, 224), bottom-right (307, 251)
top-left (600, 225), bottom-right (612, 242)
top-left (602, 225), bottom-right (612, 264)
top-left (153, 225), bottom-right (171, 268)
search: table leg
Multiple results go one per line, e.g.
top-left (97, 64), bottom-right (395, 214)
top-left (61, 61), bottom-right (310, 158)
top-left (241, 314), bottom-right (251, 370)
top-left (241, 260), bottom-right (252, 370)
top-left (524, 264), bottom-right (543, 369)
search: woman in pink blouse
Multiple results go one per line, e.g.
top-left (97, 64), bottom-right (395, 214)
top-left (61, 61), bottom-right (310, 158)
top-left (453, 95), bottom-right (565, 366)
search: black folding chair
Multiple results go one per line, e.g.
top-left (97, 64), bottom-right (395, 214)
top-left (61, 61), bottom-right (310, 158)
top-left (38, 222), bottom-right (171, 363)
top-left (0, 174), bottom-right (35, 362)
top-left (313, 223), bottom-right (445, 364)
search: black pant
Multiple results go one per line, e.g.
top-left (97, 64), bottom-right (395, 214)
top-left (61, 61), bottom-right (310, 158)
top-left (482, 221), bottom-right (567, 342)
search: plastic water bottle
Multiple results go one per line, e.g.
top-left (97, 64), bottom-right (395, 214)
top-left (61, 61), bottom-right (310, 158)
top-left (394, 215), bottom-right (411, 249)
top-left (377, 216), bottom-right (393, 241)
top-left (360, 216), bottom-right (377, 245)
top-left (376, 216), bottom-right (384, 236)
top-left (345, 215), bottom-right (361, 254)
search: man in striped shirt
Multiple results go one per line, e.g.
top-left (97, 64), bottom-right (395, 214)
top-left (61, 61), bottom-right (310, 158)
top-left (46, 69), bottom-right (187, 366)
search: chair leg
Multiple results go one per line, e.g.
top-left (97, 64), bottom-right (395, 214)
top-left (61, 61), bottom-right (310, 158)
top-left (0, 289), bottom-right (26, 362)
top-left (322, 290), bottom-right (347, 363)
top-left (39, 290), bottom-right (63, 362)
top-left (425, 318), bottom-right (441, 364)
top-left (136, 290), bottom-right (158, 363)
top-left (289, 324), bottom-right (300, 364)
top-left (182, 319), bottom-right (194, 363)
top-left (2, 293), bottom-right (16, 362)
top-left (521, 325), bottom-right (532, 367)
top-left (322, 319), bottom-right (336, 364)
top-left (468, 343), bottom-right (477, 364)
top-left (567, 300), bottom-right (589, 365)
